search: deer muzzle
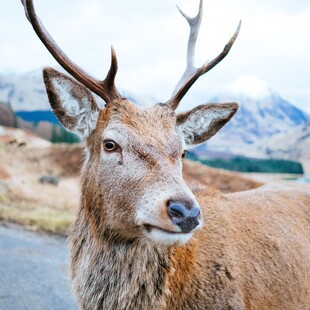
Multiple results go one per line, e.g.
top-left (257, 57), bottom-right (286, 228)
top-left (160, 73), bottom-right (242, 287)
top-left (167, 200), bottom-right (201, 233)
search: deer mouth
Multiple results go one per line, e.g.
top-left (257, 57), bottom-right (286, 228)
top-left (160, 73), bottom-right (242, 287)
top-left (143, 224), bottom-right (187, 235)
top-left (142, 224), bottom-right (193, 246)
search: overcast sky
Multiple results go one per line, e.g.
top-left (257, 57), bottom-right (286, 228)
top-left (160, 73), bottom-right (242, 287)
top-left (1, 0), bottom-right (310, 112)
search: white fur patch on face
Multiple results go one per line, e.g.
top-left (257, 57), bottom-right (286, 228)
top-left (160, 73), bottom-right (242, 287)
top-left (135, 181), bottom-right (202, 247)
top-left (176, 108), bottom-right (232, 148)
top-left (145, 228), bottom-right (193, 246)
top-left (52, 78), bottom-right (99, 139)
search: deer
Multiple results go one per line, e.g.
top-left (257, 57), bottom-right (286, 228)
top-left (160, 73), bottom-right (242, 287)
top-left (21, 0), bottom-right (310, 309)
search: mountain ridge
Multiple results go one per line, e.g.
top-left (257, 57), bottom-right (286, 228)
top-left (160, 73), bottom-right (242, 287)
top-left (204, 90), bottom-right (310, 155)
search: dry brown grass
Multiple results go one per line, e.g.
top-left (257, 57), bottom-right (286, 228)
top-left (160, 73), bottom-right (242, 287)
top-left (0, 178), bottom-right (77, 235)
top-left (0, 200), bottom-right (74, 234)
top-left (183, 160), bottom-right (263, 193)
top-left (0, 143), bottom-right (80, 234)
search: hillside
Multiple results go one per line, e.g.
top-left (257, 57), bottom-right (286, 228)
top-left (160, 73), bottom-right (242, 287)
top-left (260, 123), bottom-right (310, 159)
top-left (0, 126), bottom-right (51, 148)
top-left (255, 123), bottom-right (310, 163)
top-left (0, 102), bottom-right (79, 143)
top-left (0, 101), bottom-right (53, 140)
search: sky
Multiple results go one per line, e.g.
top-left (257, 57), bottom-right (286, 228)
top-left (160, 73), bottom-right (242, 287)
top-left (0, 0), bottom-right (310, 112)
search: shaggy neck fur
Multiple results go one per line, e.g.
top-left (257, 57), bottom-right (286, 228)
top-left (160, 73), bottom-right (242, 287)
top-left (69, 207), bottom-right (172, 310)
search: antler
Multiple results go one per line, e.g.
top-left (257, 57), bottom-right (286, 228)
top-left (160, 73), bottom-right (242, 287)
top-left (21, 0), bottom-right (121, 104)
top-left (165, 0), bottom-right (241, 110)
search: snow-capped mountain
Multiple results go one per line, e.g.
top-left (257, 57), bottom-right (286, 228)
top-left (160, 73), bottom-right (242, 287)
top-left (0, 70), bottom-right (50, 111)
top-left (204, 76), bottom-right (310, 155)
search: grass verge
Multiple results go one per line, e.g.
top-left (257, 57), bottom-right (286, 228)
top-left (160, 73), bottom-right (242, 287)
top-left (0, 195), bottom-right (74, 235)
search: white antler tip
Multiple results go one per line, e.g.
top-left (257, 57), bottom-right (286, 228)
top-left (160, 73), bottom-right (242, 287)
top-left (176, 5), bottom-right (191, 21)
top-left (237, 20), bottom-right (242, 32)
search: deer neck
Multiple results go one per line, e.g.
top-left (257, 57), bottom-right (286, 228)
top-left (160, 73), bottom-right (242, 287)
top-left (69, 207), bottom-right (171, 310)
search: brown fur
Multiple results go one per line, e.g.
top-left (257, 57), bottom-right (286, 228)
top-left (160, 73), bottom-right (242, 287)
top-left (66, 100), bottom-right (310, 310)
top-left (164, 188), bottom-right (310, 309)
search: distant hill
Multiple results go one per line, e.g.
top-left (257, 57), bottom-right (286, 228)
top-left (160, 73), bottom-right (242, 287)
top-left (0, 101), bottom-right (18, 128)
top-left (0, 101), bottom-right (53, 140)
top-left (0, 102), bottom-right (78, 143)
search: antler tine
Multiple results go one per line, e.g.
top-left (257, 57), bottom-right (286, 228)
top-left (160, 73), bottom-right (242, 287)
top-left (175, 0), bottom-right (203, 81)
top-left (21, 0), bottom-right (121, 103)
top-left (166, 0), bottom-right (241, 111)
top-left (102, 47), bottom-right (120, 96)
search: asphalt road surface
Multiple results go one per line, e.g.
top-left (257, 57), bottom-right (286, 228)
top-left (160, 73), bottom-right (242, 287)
top-left (0, 223), bottom-right (77, 310)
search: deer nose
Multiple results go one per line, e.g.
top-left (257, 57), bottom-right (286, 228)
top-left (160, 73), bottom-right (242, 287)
top-left (167, 200), bottom-right (201, 233)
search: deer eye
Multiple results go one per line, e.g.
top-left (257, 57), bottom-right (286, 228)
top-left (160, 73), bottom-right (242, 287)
top-left (103, 140), bottom-right (118, 152)
top-left (182, 150), bottom-right (187, 159)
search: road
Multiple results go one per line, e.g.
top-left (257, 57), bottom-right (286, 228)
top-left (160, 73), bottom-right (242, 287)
top-left (0, 223), bottom-right (76, 310)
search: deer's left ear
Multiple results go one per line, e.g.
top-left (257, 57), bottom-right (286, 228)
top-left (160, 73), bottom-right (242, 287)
top-left (176, 103), bottom-right (238, 148)
top-left (43, 67), bottom-right (100, 140)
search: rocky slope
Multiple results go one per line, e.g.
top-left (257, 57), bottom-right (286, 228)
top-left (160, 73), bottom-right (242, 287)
top-left (255, 123), bottom-right (310, 161)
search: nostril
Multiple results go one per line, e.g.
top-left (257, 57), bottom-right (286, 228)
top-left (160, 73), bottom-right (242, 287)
top-left (190, 207), bottom-right (200, 218)
top-left (167, 203), bottom-right (187, 220)
top-left (167, 200), bottom-right (201, 233)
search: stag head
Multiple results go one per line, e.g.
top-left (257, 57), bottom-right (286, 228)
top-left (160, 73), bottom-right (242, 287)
top-left (22, 0), bottom-right (240, 246)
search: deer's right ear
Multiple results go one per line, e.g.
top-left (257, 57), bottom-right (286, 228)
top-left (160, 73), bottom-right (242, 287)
top-left (176, 103), bottom-right (238, 148)
top-left (43, 67), bottom-right (100, 140)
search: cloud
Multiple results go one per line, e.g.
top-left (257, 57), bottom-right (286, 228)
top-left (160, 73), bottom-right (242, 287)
top-left (226, 76), bottom-right (271, 99)
top-left (0, 0), bottom-right (310, 112)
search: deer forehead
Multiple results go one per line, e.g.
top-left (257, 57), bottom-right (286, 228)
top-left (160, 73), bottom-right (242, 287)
top-left (96, 100), bottom-right (182, 151)
top-left (103, 100), bottom-right (176, 128)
